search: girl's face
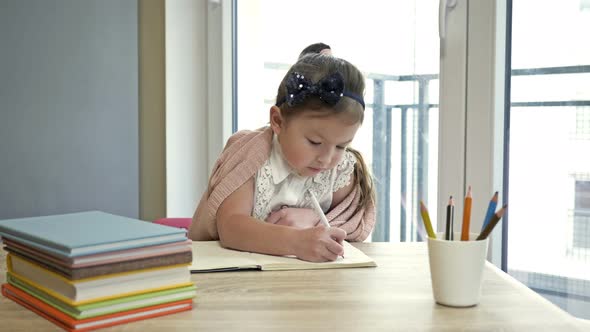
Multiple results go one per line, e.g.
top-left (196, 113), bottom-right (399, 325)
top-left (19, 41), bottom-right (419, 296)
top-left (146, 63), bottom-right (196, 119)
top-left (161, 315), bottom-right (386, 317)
top-left (270, 106), bottom-right (361, 177)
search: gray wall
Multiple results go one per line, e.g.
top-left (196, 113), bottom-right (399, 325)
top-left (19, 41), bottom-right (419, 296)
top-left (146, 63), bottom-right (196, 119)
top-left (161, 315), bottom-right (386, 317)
top-left (0, 0), bottom-right (139, 219)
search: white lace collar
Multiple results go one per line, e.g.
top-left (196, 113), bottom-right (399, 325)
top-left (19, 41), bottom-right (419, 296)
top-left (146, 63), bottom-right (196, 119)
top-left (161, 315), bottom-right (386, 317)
top-left (269, 134), bottom-right (295, 185)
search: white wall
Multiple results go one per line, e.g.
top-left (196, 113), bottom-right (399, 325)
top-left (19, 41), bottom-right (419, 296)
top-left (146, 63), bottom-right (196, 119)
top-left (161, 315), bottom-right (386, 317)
top-left (165, 0), bottom-right (209, 217)
top-left (165, 0), bottom-right (232, 217)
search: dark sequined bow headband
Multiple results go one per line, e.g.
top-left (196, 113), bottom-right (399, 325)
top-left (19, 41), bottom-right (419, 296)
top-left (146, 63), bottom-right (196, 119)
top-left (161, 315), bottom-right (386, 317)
top-left (276, 72), bottom-right (365, 109)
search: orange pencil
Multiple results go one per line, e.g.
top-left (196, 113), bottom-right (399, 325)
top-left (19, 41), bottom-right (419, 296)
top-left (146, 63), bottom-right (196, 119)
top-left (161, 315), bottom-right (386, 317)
top-left (460, 186), bottom-right (473, 241)
top-left (476, 204), bottom-right (508, 240)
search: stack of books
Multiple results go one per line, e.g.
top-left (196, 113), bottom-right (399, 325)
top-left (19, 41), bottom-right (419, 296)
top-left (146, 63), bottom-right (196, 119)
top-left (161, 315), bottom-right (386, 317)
top-left (0, 211), bottom-right (196, 331)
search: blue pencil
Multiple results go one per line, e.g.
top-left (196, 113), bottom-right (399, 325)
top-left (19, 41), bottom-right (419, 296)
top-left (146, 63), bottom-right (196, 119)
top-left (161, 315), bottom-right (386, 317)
top-left (481, 191), bottom-right (499, 232)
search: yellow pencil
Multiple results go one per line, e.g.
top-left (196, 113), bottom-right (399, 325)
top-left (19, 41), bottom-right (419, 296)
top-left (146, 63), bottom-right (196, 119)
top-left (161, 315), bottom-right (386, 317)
top-left (460, 186), bottom-right (472, 241)
top-left (419, 200), bottom-right (436, 239)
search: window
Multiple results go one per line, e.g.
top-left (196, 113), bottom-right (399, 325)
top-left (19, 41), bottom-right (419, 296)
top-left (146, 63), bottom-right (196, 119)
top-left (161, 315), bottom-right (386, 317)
top-left (506, 0), bottom-right (590, 319)
top-left (236, 0), bottom-right (442, 242)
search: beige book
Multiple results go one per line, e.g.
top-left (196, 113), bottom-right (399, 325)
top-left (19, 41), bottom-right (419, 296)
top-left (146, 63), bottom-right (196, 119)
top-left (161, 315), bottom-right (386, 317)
top-left (190, 240), bottom-right (377, 272)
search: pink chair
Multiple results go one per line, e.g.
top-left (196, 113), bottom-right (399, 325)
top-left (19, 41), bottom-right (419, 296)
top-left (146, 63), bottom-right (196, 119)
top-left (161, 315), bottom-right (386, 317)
top-left (153, 218), bottom-right (191, 230)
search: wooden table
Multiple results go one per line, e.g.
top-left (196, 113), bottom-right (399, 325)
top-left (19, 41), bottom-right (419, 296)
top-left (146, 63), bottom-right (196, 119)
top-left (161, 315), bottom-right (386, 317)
top-left (0, 242), bottom-right (585, 331)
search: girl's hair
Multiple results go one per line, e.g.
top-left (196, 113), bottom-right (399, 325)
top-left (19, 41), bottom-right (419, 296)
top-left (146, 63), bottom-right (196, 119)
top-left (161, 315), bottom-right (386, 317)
top-left (347, 146), bottom-right (375, 216)
top-left (298, 42), bottom-right (331, 59)
top-left (274, 53), bottom-right (375, 214)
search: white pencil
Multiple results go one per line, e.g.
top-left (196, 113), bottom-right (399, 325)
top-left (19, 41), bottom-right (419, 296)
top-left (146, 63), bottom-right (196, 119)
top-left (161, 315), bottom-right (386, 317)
top-left (308, 189), bottom-right (330, 227)
top-left (308, 189), bottom-right (345, 258)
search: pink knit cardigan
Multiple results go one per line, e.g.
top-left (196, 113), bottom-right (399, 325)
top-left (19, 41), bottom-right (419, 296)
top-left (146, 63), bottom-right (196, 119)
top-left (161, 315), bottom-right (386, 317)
top-left (188, 127), bottom-right (376, 242)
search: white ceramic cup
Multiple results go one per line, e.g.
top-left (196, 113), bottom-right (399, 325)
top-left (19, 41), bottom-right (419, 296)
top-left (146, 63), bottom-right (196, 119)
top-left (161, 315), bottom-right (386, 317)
top-left (427, 232), bottom-right (489, 307)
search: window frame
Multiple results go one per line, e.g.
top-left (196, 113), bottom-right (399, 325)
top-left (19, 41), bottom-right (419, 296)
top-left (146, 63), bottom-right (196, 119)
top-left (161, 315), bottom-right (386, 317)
top-left (437, 0), bottom-right (508, 268)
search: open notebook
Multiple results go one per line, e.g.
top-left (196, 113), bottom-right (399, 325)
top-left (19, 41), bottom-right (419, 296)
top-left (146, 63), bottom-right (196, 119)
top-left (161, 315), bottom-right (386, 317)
top-left (190, 240), bottom-right (377, 272)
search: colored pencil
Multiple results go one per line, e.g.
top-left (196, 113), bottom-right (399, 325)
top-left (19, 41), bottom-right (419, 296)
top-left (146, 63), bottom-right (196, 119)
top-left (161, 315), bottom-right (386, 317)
top-left (460, 186), bottom-right (473, 241)
top-left (445, 196), bottom-right (454, 240)
top-left (419, 200), bottom-right (436, 239)
top-left (481, 191), bottom-right (499, 232)
top-left (476, 204), bottom-right (508, 240)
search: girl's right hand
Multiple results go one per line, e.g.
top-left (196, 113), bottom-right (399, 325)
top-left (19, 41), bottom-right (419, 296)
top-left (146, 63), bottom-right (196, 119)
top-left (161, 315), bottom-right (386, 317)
top-left (293, 226), bottom-right (347, 262)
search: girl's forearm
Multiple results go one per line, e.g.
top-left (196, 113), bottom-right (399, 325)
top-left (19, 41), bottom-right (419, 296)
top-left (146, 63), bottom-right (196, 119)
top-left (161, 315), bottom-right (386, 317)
top-left (217, 214), bottom-right (300, 256)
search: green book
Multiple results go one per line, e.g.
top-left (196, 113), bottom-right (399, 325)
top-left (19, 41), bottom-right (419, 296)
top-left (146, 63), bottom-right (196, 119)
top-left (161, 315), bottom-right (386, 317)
top-left (6, 273), bottom-right (196, 319)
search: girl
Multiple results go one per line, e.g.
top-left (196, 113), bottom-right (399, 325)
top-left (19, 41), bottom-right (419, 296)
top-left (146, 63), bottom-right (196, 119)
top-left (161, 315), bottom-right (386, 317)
top-left (189, 53), bottom-right (375, 262)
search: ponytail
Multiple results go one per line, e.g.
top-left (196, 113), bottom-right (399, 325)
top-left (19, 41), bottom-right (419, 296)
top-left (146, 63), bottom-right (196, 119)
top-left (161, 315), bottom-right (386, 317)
top-left (347, 147), bottom-right (376, 215)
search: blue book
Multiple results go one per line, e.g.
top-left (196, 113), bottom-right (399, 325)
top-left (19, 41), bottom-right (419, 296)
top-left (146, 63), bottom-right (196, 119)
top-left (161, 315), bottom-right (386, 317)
top-left (0, 211), bottom-right (187, 258)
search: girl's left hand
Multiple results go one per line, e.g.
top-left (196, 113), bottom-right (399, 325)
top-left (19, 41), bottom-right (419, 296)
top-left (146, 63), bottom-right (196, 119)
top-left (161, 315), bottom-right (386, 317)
top-left (266, 207), bottom-right (320, 229)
